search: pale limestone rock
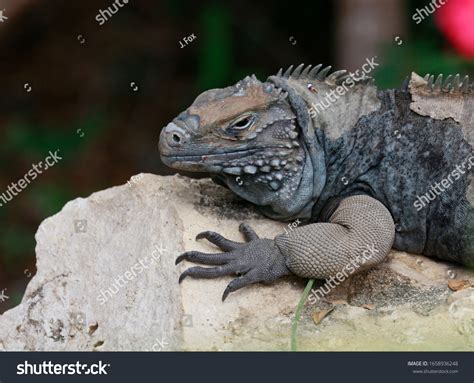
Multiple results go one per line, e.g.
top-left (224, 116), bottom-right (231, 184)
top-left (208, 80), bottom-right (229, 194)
top-left (0, 174), bottom-right (472, 351)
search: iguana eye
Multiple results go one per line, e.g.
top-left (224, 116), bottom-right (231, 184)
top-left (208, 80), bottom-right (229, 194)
top-left (230, 115), bottom-right (255, 131)
top-left (307, 83), bottom-right (318, 93)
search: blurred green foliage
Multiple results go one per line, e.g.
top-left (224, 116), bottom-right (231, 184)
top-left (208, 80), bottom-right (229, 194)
top-left (376, 0), bottom-right (474, 87)
top-left (198, 5), bottom-right (232, 90)
top-left (376, 39), bottom-right (474, 88)
top-left (2, 114), bottom-right (104, 158)
top-left (0, 225), bottom-right (35, 266)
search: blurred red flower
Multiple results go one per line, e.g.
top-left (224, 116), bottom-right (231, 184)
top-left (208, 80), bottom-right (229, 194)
top-left (435, 0), bottom-right (474, 59)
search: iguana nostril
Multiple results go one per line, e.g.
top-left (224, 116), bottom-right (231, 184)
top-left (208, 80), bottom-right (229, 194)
top-left (162, 122), bottom-right (186, 147)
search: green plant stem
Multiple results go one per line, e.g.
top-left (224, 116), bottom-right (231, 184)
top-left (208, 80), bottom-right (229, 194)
top-left (291, 278), bottom-right (315, 352)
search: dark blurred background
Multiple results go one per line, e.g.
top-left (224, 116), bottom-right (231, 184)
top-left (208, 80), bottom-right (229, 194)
top-left (0, 0), bottom-right (473, 313)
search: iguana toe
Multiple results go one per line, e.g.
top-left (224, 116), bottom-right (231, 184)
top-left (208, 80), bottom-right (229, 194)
top-left (195, 231), bottom-right (244, 251)
top-left (176, 250), bottom-right (238, 266)
top-left (176, 225), bottom-right (292, 300)
top-left (239, 223), bottom-right (260, 241)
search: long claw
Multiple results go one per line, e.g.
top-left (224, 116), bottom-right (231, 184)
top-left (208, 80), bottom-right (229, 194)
top-left (195, 231), bottom-right (243, 251)
top-left (239, 223), bottom-right (259, 241)
top-left (222, 270), bottom-right (260, 301)
top-left (179, 263), bottom-right (242, 283)
top-left (176, 250), bottom-right (237, 266)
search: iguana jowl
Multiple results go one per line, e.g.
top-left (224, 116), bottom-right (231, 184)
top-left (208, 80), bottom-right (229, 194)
top-left (159, 64), bottom-right (473, 300)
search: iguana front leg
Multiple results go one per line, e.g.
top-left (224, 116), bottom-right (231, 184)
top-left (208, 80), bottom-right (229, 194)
top-left (177, 195), bottom-right (395, 300)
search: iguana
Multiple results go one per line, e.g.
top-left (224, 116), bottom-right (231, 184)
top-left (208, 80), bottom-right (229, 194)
top-left (158, 64), bottom-right (473, 301)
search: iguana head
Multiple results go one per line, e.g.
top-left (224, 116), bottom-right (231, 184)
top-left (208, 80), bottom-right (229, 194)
top-left (159, 69), bottom-right (328, 220)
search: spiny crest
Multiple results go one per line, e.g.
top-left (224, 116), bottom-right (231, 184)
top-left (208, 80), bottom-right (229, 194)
top-left (261, 81), bottom-right (289, 100)
top-left (422, 73), bottom-right (473, 94)
top-left (235, 74), bottom-right (259, 88)
top-left (234, 73), bottom-right (291, 101)
top-left (272, 63), bottom-right (372, 86)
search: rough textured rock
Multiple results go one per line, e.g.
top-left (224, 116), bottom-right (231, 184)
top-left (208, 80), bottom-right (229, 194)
top-left (0, 174), bottom-right (473, 351)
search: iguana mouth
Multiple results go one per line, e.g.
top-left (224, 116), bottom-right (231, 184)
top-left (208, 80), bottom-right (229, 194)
top-left (161, 148), bottom-right (260, 162)
top-left (161, 146), bottom-right (291, 172)
top-left (160, 149), bottom-right (259, 171)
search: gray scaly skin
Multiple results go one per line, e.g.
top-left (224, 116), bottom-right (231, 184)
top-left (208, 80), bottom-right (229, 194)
top-left (159, 64), bottom-right (473, 300)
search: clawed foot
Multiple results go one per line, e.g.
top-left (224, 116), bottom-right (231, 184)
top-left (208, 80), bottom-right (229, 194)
top-left (176, 223), bottom-right (290, 301)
